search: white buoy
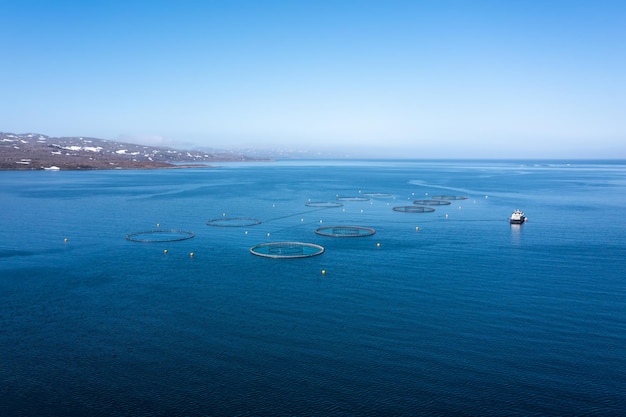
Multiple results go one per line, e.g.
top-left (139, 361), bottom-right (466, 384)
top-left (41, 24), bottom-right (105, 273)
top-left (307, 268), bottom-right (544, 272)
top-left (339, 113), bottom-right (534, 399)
top-left (377, 242), bottom-right (381, 248)
top-left (415, 226), bottom-right (420, 231)
top-left (64, 238), bottom-right (68, 243)
top-left (321, 269), bottom-right (326, 275)
top-left (189, 252), bottom-right (194, 257)
top-left (163, 249), bottom-right (168, 254)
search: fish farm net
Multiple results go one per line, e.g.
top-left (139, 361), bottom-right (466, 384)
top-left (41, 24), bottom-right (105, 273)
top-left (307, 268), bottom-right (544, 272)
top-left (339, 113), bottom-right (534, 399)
top-left (392, 206), bottom-right (436, 213)
top-left (315, 226), bottom-right (376, 237)
top-left (360, 192), bottom-right (393, 198)
top-left (250, 242), bottom-right (325, 259)
top-left (336, 196), bottom-right (370, 202)
top-left (206, 217), bottom-right (262, 227)
top-left (305, 201), bottom-right (344, 208)
top-left (126, 230), bottom-right (195, 242)
top-left (431, 195), bottom-right (468, 200)
top-left (413, 199), bottom-right (452, 206)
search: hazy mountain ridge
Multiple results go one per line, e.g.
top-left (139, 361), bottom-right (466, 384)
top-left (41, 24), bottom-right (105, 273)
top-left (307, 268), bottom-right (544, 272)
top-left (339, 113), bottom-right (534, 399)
top-left (0, 132), bottom-right (267, 170)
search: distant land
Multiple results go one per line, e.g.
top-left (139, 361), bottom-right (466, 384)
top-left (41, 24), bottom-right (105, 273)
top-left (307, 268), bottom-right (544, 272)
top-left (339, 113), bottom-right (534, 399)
top-left (0, 132), bottom-right (269, 170)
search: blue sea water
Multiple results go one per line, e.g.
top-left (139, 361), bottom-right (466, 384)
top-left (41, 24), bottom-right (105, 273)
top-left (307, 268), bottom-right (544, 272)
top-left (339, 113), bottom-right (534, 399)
top-left (1, 159), bottom-right (625, 416)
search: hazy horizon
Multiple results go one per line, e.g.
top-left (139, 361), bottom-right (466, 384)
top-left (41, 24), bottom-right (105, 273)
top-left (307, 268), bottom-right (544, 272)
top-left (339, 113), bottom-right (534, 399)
top-left (2, 1), bottom-right (625, 159)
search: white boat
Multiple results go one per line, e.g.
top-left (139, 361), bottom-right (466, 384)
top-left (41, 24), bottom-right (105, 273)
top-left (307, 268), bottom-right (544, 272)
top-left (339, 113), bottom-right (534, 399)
top-left (509, 209), bottom-right (526, 224)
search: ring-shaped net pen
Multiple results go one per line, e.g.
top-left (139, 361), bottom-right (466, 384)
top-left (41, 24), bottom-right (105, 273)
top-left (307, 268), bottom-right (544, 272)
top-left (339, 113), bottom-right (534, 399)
top-left (305, 201), bottom-right (344, 208)
top-left (250, 242), bottom-right (325, 259)
top-left (431, 195), bottom-right (468, 200)
top-left (126, 230), bottom-right (195, 242)
top-left (206, 217), bottom-right (262, 227)
top-left (336, 196), bottom-right (370, 202)
top-left (315, 226), bottom-right (376, 237)
top-left (392, 206), bottom-right (436, 213)
top-left (360, 192), bottom-right (393, 198)
top-left (413, 199), bottom-right (452, 206)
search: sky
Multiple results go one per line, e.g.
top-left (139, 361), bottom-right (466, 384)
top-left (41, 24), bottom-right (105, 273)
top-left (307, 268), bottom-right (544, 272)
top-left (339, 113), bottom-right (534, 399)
top-left (1, 0), bottom-right (625, 158)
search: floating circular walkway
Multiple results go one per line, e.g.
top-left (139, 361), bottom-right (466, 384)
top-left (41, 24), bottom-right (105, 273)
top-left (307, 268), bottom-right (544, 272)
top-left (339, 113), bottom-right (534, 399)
top-left (336, 196), bottom-right (370, 202)
top-left (206, 217), bottom-right (262, 227)
top-left (250, 242), bottom-right (325, 259)
top-left (305, 201), bottom-right (344, 208)
top-left (392, 206), bottom-right (436, 213)
top-left (126, 230), bottom-right (195, 242)
top-left (413, 199), bottom-right (452, 206)
top-left (315, 226), bottom-right (376, 237)
top-left (360, 192), bottom-right (393, 198)
top-left (431, 195), bottom-right (468, 200)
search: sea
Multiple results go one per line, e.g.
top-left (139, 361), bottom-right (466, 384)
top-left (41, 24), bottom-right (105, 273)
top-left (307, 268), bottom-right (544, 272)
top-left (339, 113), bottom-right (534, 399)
top-left (1, 159), bottom-right (625, 416)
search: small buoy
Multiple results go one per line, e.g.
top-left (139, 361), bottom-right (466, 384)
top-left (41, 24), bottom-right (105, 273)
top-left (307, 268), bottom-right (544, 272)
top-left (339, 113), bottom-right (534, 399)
top-left (445, 214), bottom-right (449, 218)
top-left (272, 204), bottom-right (275, 207)
top-left (156, 223), bottom-right (160, 227)
top-left (189, 252), bottom-right (194, 257)
top-left (319, 220), bottom-right (323, 223)
top-left (301, 218), bottom-right (304, 222)
top-left (321, 269), bottom-right (326, 275)
top-left (377, 242), bottom-right (381, 248)
top-left (244, 231), bottom-right (248, 235)
top-left (64, 238), bottom-right (68, 243)
top-left (267, 232), bottom-right (270, 237)
top-left (360, 209), bottom-right (364, 213)
top-left (485, 195), bottom-right (489, 199)
top-left (415, 226), bottom-right (419, 231)
top-left (222, 212), bottom-right (226, 217)
top-left (163, 249), bottom-right (168, 254)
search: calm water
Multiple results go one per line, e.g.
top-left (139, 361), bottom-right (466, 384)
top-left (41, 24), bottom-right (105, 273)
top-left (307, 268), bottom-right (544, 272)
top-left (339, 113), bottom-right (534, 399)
top-left (1, 160), bottom-right (625, 416)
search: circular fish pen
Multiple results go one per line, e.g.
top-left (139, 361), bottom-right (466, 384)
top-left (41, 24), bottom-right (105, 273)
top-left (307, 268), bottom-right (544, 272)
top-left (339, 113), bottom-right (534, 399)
top-left (305, 201), bottom-right (344, 208)
top-left (392, 206), bottom-right (436, 213)
top-left (336, 196), bottom-right (370, 202)
top-left (413, 199), bottom-right (452, 206)
top-left (360, 192), bottom-right (393, 198)
top-left (431, 195), bottom-right (468, 200)
top-left (206, 217), bottom-right (262, 227)
top-left (315, 226), bottom-right (376, 237)
top-left (126, 230), bottom-right (195, 242)
top-left (250, 242), bottom-right (325, 259)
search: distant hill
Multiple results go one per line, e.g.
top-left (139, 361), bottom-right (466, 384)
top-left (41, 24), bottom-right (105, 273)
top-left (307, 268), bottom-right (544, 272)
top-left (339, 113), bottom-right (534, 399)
top-left (0, 132), bottom-right (268, 170)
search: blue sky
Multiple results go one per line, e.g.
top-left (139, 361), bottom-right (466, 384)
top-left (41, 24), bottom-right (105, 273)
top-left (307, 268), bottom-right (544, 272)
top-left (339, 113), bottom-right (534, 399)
top-left (1, 0), bottom-right (625, 158)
